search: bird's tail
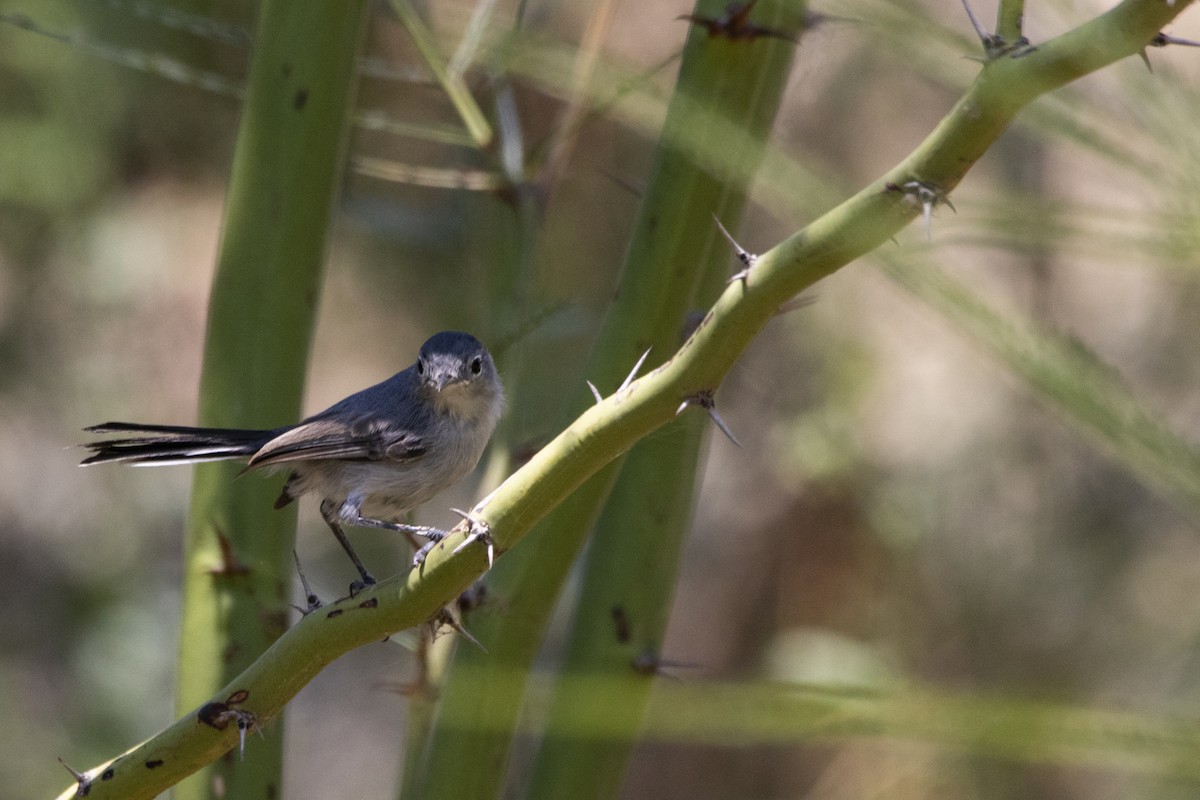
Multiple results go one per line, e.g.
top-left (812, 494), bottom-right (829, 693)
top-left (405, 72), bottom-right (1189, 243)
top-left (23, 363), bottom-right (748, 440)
top-left (81, 422), bottom-right (277, 466)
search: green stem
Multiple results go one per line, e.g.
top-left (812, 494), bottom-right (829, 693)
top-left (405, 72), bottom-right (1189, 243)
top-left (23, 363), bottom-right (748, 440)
top-left (523, 1), bottom-right (804, 796)
top-left (996, 0), bottom-right (1025, 43)
top-left (172, 3), bottom-right (367, 799)
top-left (388, 0), bottom-right (494, 149)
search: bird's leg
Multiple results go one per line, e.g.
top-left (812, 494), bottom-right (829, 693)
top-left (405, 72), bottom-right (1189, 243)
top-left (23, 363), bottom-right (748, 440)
top-left (335, 499), bottom-right (495, 570)
top-left (351, 515), bottom-right (447, 540)
top-left (319, 500), bottom-right (377, 593)
top-left (357, 516), bottom-right (452, 568)
top-left (334, 497), bottom-right (452, 565)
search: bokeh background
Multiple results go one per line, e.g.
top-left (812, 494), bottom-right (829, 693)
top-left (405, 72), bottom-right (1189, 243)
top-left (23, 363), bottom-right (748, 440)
top-left (3, 0), bottom-right (1200, 797)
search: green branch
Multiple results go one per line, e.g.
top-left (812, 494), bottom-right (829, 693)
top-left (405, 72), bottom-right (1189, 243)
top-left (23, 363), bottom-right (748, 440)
top-left (175, 1), bottom-right (367, 798)
top-left (996, 0), bottom-right (1026, 44)
top-left (53, 1), bottom-right (1193, 797)
top-left (387, 0), bottom-right (494, 148)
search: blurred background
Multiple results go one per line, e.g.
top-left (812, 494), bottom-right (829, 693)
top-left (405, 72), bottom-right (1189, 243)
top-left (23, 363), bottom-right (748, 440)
top-left (3, 0), bottom-right (1200, 797)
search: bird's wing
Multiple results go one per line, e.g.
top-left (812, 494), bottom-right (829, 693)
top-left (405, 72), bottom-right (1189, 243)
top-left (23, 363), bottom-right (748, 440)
top-left (245, 416), bottom-right (426, 469)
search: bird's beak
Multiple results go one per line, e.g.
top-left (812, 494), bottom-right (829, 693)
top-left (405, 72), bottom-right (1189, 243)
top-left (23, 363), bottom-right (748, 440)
top-left (426, 367), bottom-right (456, 392)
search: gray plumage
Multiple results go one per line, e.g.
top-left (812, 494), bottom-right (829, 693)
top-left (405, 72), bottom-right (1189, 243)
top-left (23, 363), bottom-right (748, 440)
top-left (83, 331), bottom-right (505, 587)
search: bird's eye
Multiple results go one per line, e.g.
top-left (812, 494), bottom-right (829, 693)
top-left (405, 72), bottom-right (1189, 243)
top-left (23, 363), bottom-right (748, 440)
top-left (417, 359), bottom-right (425, 375)
top-left (470, 356), bottom-right (483, 375)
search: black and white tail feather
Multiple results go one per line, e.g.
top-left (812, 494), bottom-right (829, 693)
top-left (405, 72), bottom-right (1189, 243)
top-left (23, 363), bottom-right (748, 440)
top-left (81, 422), bottom-right (279, 467)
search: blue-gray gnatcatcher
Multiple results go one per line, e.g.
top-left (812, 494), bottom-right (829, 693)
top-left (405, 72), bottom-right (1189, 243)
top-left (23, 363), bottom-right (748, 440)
top-left (82, 331), bottom-right (505, 588)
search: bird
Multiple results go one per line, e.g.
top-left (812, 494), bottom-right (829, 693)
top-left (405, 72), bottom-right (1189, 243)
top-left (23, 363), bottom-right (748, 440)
top-left (81, 330), bottom-right (505, 589)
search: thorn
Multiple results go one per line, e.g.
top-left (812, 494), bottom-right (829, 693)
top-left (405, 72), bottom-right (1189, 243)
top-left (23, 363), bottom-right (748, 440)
top-left (589, 349), bottom-right (652, 402)
top-left (450, 508), bottom-right (495, 568)
top-left (885, 180), bottom-right (954, 240)
top-left (775, 295), bottom-right (818, 317)
top-left (195, 700), bottom-right (258, 760)
top-left (223, 692), bottom-right (259, 761)
top-left (959, 0), bottom-right (991, 46)
top-left (598, 167), bottom-right (645, 198)
top-left (1139, 27), bottom-right (1200, 70)
top-left (679, 0), bottom-right (796, 42)
top-left (619, 347), bottom-right (652, 392)
top-left (450, 616), bottom-right (487, 652)
top-left (1150, 31), bottom-right (1200, 48)
top-left (678, 390), bottom-right (742, 448)
top-left (291, 550), bottom-right (322, 614)
top-left (227, 709), bottom-right (263, 760)
top-left (208, 529), bottom-right (250, 577)
top-left (431, 607), bottom-right (487, 652)
top-left (706, 406), bottom-right (743, 448)
top-left (714, 214), bottom-right (759, 283)
top-left (714, 214), bottom-right (757, 268)
top-left (236, 714), bottom-right (249, 759)
top-left (958, 0), bottom-right (1029, 59)
top-left (59, 758), bottom-right (92, 797)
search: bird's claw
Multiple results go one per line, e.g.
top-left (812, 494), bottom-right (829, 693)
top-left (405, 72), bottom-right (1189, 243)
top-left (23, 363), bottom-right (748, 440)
top-left (347, 576), bottom-right (377, 597)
